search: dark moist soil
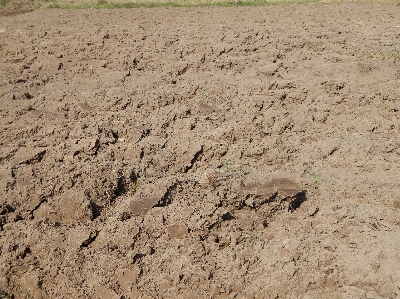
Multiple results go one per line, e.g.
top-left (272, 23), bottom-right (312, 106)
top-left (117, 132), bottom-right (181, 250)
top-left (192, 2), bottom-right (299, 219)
top-left (1, 4), bottom-right (400, 299)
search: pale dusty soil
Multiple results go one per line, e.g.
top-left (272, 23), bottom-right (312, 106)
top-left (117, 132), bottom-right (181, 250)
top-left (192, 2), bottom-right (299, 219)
top-left (1, 3), bottom-right (400, 299)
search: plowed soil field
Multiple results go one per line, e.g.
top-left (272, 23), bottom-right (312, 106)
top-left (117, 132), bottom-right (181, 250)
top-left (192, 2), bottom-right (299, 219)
top-left (1, 3), bottom-right (400, 299)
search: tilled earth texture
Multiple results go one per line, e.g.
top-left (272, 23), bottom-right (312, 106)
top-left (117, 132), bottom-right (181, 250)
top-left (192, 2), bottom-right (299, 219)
top-left (1, 3), bottom-right (400, 299)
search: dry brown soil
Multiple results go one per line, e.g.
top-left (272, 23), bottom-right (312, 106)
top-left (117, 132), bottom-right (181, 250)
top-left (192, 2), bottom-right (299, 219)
top-left (1, 3), bottom-right (400, 299)
top-left (0, 0), bottom-right (35, 17)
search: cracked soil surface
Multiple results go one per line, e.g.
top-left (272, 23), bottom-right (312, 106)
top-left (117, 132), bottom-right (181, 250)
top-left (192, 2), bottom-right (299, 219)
top-left (1, 3), bottom-right (400, 299)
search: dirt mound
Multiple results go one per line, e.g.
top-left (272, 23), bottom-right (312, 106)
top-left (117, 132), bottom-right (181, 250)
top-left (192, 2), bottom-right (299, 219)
top-left (1, 4), bottom-right (400, 299)
top-left (0, 0), bottom-right (35, 16)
